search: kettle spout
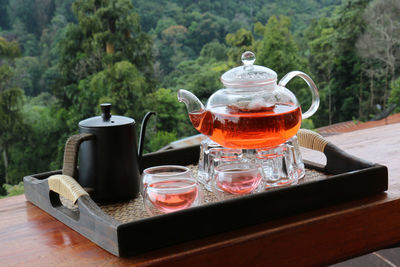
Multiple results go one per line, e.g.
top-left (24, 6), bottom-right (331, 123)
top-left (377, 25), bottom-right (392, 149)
top-left (138, 111), bottom-right (156, 168)
top-left (177, 89), bottom-right (205, 113)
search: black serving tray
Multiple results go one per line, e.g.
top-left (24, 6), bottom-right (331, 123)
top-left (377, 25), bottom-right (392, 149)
top-left (24, 130), bottom-right (388, 257)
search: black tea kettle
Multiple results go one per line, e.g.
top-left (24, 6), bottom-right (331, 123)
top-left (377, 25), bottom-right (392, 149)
top-left (62, 103), bottom-right (155, 203)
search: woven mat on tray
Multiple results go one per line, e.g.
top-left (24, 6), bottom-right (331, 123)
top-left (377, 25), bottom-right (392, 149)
top-left (61, 165), bottom-right (329, 224)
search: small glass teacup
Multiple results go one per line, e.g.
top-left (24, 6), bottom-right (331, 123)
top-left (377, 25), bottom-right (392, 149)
top-left (213, 162), bottom-right (264, 195)
top-left (142, 165), bottom-right (202, 215)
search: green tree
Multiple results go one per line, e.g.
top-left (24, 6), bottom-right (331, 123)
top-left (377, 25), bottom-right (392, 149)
top-left (7, 21), bottom-right (40, 56)
top-left (256, 16), bottom-right (304, 77)
top-left (144, 88), bottom-right (187, 133)
top-left (7, 0), bottom-right (55, 36)
top-left (305, 0), bottom-right (371, 125)
top-left (0, 37), bottom-right (25, 184)
top-left (2, 182), bottom-right (24, 198)
top-left (6, 93), bottom-right (62, 184)
top-left (7, 0), bottom-right (38, 35)
top-left (90, 60), bottom-right (148, 118)
top-left (186, 12), bottom-right (228, 54)
top-left (389, 78), bottom-right (400, 113)
top-left (40, 14), bottom-right (69, 66)
top-left (356, 0), bottom-right (400, 109)
top-left (53, 0), bottom-right (76, 23)
top-left (306, 18), bottom-right (335, 125)
top-left (11, 57), bottom-right (43, 96)
top-left (147, 131), bottom-right (177, 152)
top-left (57, 0), bottom-right (154, 121)
top-left (161, 25), bottom-right (188, 71)
top-left (143, 87), bottom-right (194, 152)
top-left (199, 41), bottom-right (227, 62)
top-left (0, 0), bottom-right (10, 30)
top-left (329, 0), bottom-right (370, 122)
top-left (256, 16), bottom-right (311, 116)
top-left (163, 57), bottom-right (229, 103)
top-left (226, 28), bottom-right (254, 64)
top-left (33, 0), bottom-right (56, 35)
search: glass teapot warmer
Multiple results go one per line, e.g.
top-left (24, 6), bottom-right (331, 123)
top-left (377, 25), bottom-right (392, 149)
top-left (197, 135), bottom-right (306, 194)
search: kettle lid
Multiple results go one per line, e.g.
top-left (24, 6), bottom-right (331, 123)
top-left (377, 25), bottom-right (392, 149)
top-left (79, 103), bottom-right (134, 128)
top-left (221, 51), bottom-right (277, 88)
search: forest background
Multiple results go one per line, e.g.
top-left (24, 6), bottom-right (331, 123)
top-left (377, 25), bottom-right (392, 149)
top-left (0, 0), bottom-right (399, 197)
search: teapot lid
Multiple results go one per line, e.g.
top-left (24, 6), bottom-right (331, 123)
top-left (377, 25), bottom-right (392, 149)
top-left (221, 51), bottom-right (277, 88)
top-left (79, 103), bottom-right (134, 128)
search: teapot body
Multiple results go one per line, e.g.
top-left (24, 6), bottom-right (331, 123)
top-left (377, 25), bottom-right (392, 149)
top-left (61, 104), bottom-right (155, 203)
top-left (79, 121), bottom-right (140, 203)
top-left (190, 85), bottom-right (302, 149)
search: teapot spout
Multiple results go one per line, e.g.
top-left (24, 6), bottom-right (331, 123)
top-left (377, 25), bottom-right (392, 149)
top-left (178, 89), bottom-right (213, 137)
top-left (177, 89), bottom-right (205, 113)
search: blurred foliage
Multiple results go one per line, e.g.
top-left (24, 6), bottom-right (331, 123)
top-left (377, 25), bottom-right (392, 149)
top-left (389, 78), bottom-right (400, 113)
top-left (0, 36), bottom-right (26, 186)
top-left (1, 182), bottom-right (24, 198)
top-left (255, 15), bottom-right (311, 111)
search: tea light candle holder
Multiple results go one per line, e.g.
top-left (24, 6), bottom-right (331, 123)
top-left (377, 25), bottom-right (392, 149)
top-left (198, 135), bottom-right (305, 194)
top-left (197, 137), bottom-right (222, 191)
top-left (256, 135), bottom-right (305, 189)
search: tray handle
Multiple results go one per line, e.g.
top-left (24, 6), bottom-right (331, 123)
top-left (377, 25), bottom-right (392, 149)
top-left (297, 128), bottom-right (373, 174)
top-left (48, 174), bottom-right (88, 204)
top-left (297, 129), bottom-right (328, 152)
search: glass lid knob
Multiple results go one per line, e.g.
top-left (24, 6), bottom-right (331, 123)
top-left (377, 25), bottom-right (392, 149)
top-left (241, 51), bottom-right (256, 69)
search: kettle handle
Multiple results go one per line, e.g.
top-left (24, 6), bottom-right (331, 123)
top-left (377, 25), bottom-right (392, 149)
top-left (62, 133), bottom-right (95, 179)
top-left (278, 71), bottom-right (320, 120)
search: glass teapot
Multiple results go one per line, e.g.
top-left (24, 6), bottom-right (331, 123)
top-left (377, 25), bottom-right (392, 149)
top-left (178, 51), bottom-right (319, 149)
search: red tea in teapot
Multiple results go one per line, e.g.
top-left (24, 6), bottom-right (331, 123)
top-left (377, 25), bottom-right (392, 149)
top-left (189, 103), bottom-right (301, 149)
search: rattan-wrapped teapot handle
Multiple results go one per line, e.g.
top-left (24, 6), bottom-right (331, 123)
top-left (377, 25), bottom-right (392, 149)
top-left (48, 174), bottom-right (88, 204)
top-left (297, 129), bottom-right (329, 152)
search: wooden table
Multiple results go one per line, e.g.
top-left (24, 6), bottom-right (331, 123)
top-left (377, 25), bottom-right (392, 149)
top-left (1, 123), bottom-right (400, 267)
